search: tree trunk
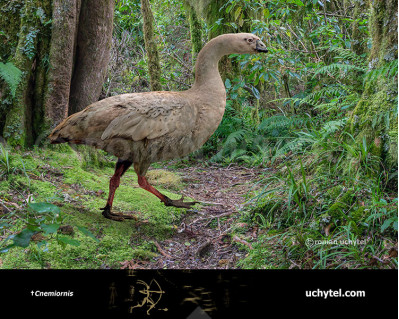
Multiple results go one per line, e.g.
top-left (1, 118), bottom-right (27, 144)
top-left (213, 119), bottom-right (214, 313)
top-left (68, 0), bottom-right (114, 114)
top-left (184, 1), bottom-right (203, 66)
top-left (141, 0), bottom-right (162, 91)
top-left (350, 0), bottom-right (398, 168)
top-left (43, 0), bottom-right (80, 131)
top-left (0, 0), bottom-right (115, 147)
top-left (2, 0), bottom-right (49, 147)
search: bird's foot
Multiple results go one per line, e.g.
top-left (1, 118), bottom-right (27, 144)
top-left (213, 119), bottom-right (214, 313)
top-left (100, 205), bottom-right (135, 221)
top-left (163, 195), bottom-right (199, 209)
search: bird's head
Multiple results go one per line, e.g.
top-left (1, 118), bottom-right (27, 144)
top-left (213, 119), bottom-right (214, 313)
top-left (226, 33), bottom-right (268, 54)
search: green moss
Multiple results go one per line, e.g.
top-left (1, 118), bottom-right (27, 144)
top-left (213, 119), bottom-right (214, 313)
top-left (348, 206), bottom-right (367, 235)
top-left (141, 0), bottom-right (162, 91)
top-left (0, 0), bottom-right (24, 60)
top-left (325, 189), bottom-right (355, 222)
top-left (350, 81), bottom-right (397, 162)
top-left (185, 2), bottom-right (202, 65)
top-left (325, 185), bottom-right (344, 200)
top-left (146, 169), bottom-right (183, 191)
top-left (2, 0), bottom-right (54, 147)
top-left (131, 249), bottom-right (158, 261)
top-left (3, 0), bottom-right (40, 146)
top-left (0, 147), bottom-right (193, 269)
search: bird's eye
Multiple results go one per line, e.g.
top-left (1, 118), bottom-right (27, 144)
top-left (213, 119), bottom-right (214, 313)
top-left (247, 38), bottom-right (254, 43)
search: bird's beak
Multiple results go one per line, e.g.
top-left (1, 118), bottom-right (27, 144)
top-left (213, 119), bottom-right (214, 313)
top-left (255, 40), bottom-right (268, 53)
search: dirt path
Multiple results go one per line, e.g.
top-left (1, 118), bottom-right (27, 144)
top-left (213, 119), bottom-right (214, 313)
top-left (142, 165), bottom-right (263, 269)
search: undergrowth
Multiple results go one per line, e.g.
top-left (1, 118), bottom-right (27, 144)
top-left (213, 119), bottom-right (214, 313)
top-left (0, 144), bottom-right (189, 269)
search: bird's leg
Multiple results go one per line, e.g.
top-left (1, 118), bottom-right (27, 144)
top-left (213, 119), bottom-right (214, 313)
top-left (101, 159), bottom-right (135, 221)
top-left (137, 175), bottom-right (198, 209)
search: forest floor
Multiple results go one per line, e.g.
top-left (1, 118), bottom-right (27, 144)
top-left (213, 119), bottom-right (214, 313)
top-left (140, 164), bottom-right (263, 269)
top-left (0, 147), bottom-right (267, 269)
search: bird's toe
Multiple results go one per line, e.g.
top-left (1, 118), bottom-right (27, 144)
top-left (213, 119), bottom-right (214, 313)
top-left (163, 195), bottom-right (199, 209)
top-left (101, 205), bottom-right (135, 221)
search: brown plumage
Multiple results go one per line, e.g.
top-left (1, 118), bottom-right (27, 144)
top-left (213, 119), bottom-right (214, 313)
top-left (49, 33), bottom-right (267, 221)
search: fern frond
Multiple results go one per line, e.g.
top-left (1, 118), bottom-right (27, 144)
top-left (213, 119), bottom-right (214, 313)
top-left (364, 59), bottom-right (398, 85)
top-left (272, 136), bottom-right (312, 160)
top-left (258, 115), bottom-right (308, 133)
top-left (321, 118), bottom-right (347, 138)
top-left (223, 129), bottom-right (247, 148)
top-left (0, 62), bottom-right (22, 97)
top-left (313, 63), bottom-right (366, 79)
top-left (299, 84), bottom-right (353, 107)
top-left (328, 47), bottom-right (366, 67)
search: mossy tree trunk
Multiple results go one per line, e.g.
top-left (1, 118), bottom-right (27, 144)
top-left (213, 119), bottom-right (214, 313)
top-left (0, 0), bottom-right (115, 147)
top-left (349, 0), bottom-right (398, 169)
top-left (2, 0), bottom-right (49, 147)
top-left (183, 1), bottom-right (203, 67)
top-left (140, 0), bottom-right (162, 91)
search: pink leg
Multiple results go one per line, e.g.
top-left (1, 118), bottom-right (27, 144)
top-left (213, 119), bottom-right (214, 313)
top-left (105, 165), bottom-right (125, 208)
top-left (101, 159), bottom-right (134, 221)
top-left (137, 175), bottom-right (199, 208)
top-left (137, 175), bottom-right (168, 203)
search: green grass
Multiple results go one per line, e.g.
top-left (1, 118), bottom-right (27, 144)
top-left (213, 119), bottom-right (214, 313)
top-left (0, 145), bottom-right (190, 269)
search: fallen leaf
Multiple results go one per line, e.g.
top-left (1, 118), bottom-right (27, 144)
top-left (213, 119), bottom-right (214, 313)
top-left (31, 233), bottom-right (47, 242)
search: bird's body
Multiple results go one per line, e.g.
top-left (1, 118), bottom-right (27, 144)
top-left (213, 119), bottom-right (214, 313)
top-left (50, 89), bottom-right (225, 175)
top-left (49, 33), bottom-right (267, 220)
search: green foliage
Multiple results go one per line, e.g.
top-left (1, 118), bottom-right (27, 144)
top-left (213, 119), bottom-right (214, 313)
top-left (0, 62), bottom-right (22, 97)
top-left (364, 59), bottom-right (398, 86)
top-left (1, 202), bottom-right (58, 251)
top-left (0, 143), bottom-right (30, 182)
top-left (0, 201), bottom-right (99, 253)
top-left (23, 28), bottom-right (39, 59)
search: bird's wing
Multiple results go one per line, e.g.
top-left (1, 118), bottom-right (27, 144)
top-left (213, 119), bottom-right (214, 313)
top-left (101, 93), bottom-right (191, 141)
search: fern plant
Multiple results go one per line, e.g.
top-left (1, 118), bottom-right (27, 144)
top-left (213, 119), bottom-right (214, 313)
top-left (0, 62), bottom-right (22, 97)
top-left (211, 129), bottom-right (249, 162)
top-left (363, 59), bottom-right (398, 85)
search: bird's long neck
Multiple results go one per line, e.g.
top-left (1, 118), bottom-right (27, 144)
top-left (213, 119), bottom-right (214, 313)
top-left (191, 35), bottom-right (232, 92)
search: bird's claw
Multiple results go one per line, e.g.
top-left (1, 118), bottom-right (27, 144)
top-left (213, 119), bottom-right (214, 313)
top-left (163, 195), bottom-right (199, 209)
top-left (100, 205), bottom-right (135, 221)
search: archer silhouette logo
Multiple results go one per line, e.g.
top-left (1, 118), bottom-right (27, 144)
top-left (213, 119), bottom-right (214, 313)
top-left (129, 279), bottom-right (168, 315)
